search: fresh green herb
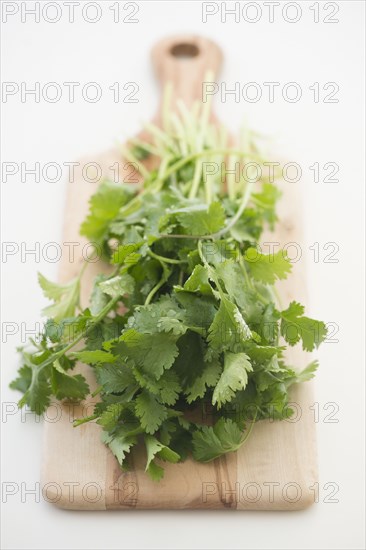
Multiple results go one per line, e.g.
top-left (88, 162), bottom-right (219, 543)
top-left (11, 98), bottom-right (326, 480)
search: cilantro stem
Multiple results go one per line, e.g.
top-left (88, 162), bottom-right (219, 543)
top-left (178, 269), bottom-right (184, 287)
top-left (91, 385), bottom-right (103, 397)
top-left (241, 409), bottom-right (258, 442)
top-left (144, 262), bottom-right (170, 306)
top-left (128, 138), bottom-right (160, 156)
top-left (76, 261), bottom-right (89, 311)
top-left (197, 239), bottom-right (207, 266)
top-left (238, 256), bottom-right (254, 291)
top-left (144, 279), bottom-right (165, 306)
top-left (73, 414), bottom-right (99, 427)
top-left (120, 145), bottom-right (149, 179)
top-left (117, 148), bottom-right (260, 221)
top-left (162, 149), bottom-right (264, 184)
top-left (188, 157), bottom-right (203, 199)
top-left (117, 147), bottom-right (262, 227)
top-left (158, 155), bottom-right (170, 180)
top-left (162, 81), bottom-right (173, 133)
top-left (212, 178), bottom-right (255, 239)
top-left (226, 154), bottom-right (237, 200)
top-left (203, 156), bottom-right (212, 204)
top-left (21, 293), bottom-right (121, 406)
top-left (148, 249), bottom-right (187, 265)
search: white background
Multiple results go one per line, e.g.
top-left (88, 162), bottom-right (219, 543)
top-left (1, 1), bottom-right (365, 549)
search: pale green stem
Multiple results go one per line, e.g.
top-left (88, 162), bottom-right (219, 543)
top-left (226, 154), bottom-right (238, 200)
top-left (162, 81), bottom-right (173, 133)
top-left (121, 145), bottom-right (149, 179)
top-left (188, 158), bottom-right (203, 199)
top-left (148, 249), bottom-right (186, 265)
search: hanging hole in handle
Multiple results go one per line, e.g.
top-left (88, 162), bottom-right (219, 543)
top-left (170, 43), bottom-right (199, 59)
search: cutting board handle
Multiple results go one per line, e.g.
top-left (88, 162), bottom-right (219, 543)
top-left (151, 35), bottom-right (222, 117)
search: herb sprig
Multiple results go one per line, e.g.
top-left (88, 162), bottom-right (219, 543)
top-left (11, 98), bottom-right (326, 480)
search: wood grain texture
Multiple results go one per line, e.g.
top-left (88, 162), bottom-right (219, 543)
top-left (41, 35), bottom-right (317, 510)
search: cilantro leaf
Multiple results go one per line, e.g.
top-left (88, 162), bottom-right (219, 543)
top-left (19, 371), bottom-right (52, 414)
top-left (207, 296), bottom-right (252, 358)
top-left (192, 418), bottom-right (247, 462)
top-left (133, 369), bottom-right (181, 405)
top-left (95, 362), bottom-right (136, 394)
top-left (280, 301), bottom-right (327, 351)
top-left (80, 181), bottom-right (135, 244)
top-left (144, 434), bottom-right (180, 481)
top-left (9, 365), bottom-right (32, 393)
top-left (177, 202), bottom-right (226, 235)
top-left (97, 403), bottom-right (124, 430)
top-left (38, 273), bottom-right (80, 322)
top-left (185, 360), bottom-right (221, 403)
top-left (181, 264), bottom-right (213, 296)
top-left (212, 352), bottom-right (253, 408)
top-left (90, 275), bottom-right (110, 316)
top-left (135, 391), bottom-right (168, 434)
top-left (251, 183), bottom-right (281, 228)
top-left (287, 360), bottom-right (319, 386)
top-left (99, 273), bottom-right (135, 299)
top-left (101, 429), bottom-right (136, 468)
top-left (215, 259), bottom-right (262, 321)
top-left (161, 202), bottom-right (226, 236)
top-left (71, 350), bottom-right (116, 364)
top-left (51, 371), bottom-right (89, 401)
top-left (111, 242), bottom-right (143, 265)
top-left (115, 329), bottom-right (179, 379)
top-left (244, 248), bottom-right (292, 284)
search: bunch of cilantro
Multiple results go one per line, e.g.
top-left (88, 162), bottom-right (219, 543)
top-left (11, 103), bottom-right (327, 480)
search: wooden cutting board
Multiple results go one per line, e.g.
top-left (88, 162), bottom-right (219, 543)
top-left (41, 35), bottom-right (317, 511)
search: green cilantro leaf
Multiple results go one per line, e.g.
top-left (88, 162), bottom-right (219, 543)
top-left (280, 301), bottom-right (327, 351)
top-left (192, 418), bottom-right (247, 462)
top-left (99, 273), bottom-right (135, 299)
top-left (244, 248), bottom-right (292, 284)
top-left (97, 403), bottom-right (125, 430)
top-left (71, 350), bottom-right (116, 364)
top-left (101, 429), bottom-right (136, 469)
top-left (135, 390), bottom-right (168, 434)
top-left (95, 362), bottom-right (136, 394)
top-left (9, 365), bottom-right (32, 393)
top-left (207, 296), bottom-right (252, 358)
top-left (212, 352), bottom-right (253, 408)
top-left (115, 329), bottom-right (179, 379)
top-left (215, 259), bottom-right (262, 321)
top-left (111, 242), bottom-right (143, 266)
top-left (51, 371), bottom-right (89, 401)
top-left (144, 434), bottom-right (180, 481)
top-left (133, 369), bottom-right (181, 406)
top-left (80, 181), bottom-right (135, 243)
top-left (38, 273), bottom-right (80, 322)
top-left (181, 264), bottom-right (213, 296)
top-left (177, 202), bottom-right (226, 235)
top-left (19, 371), bottom-right (52, 414)
top-left (185, 360), bottom-right (221, 403)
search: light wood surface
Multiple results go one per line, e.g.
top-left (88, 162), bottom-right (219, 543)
top-left (151, 34), bottom-right (222, 120)
top-left (41, 35), bottom-right (317, 510)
